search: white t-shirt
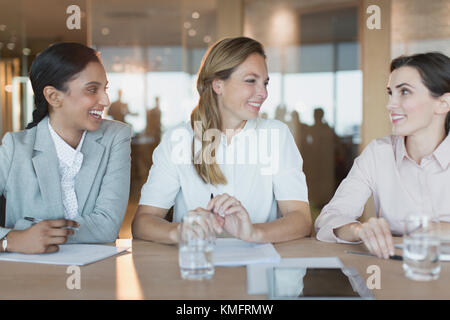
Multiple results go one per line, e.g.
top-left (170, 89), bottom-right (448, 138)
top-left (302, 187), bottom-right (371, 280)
top-left (139, 118), bottom-right (308, 223)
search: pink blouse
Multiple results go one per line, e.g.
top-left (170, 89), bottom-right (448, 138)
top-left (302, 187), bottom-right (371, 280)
top-left (315, 134), bottom-right (450, 243)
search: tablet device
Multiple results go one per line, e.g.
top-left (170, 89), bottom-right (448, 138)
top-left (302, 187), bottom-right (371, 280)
top-left (267, 267), bottom-right (374, 300)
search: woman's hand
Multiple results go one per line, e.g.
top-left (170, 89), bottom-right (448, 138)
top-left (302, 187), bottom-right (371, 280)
top-left (355, 217), bottom-right (395, 259)
top-left (182, 208), bottom-right (223, 240)
top-left (6, 219), bottom-right (79, 254)
top-left (207, 193), bottom-right (259, 242)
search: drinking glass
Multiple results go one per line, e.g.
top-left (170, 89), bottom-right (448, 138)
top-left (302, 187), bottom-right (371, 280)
top-left (438, 215), bottom-right (450, 258)
top-left (402, 215), bottom-right (440, 281)
top-left (178, 213), bottom-right (215, 280)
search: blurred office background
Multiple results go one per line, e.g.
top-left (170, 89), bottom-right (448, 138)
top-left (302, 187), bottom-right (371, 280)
top-left (1, 0), bottom-right (449, 237)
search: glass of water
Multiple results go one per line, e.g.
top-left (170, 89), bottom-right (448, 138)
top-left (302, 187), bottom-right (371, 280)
top-left (402, 215), bottom-right (440, 281)
top-left (438, 215), bottom-right (450, 259)
top-left (178, 213), bottom-right (215, 280)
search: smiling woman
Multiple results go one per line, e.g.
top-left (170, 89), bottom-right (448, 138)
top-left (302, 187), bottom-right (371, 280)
top-left (315, 52), bottom-right (450, 260)
top-left (43, 61), bottom-right (111, 147)
top-left (0, 43), bottom-right (132, 254)
top-left (132, 37), bottom-right (312, 245)
top-left (388, 53), bottom-right (450, 140)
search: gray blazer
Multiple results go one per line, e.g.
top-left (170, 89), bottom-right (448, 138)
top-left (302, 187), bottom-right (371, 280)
top-left (0, 117), bottom-right (132, 243)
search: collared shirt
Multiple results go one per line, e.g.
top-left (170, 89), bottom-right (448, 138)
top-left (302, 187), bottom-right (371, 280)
top-left (315, 134), bottom-right (450, 243)
top-left (139, 118), bottom-right (309, 223)
top-left (48, 120), bottom-right (86, 220)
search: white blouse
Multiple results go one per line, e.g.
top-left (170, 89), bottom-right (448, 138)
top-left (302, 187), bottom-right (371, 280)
top-left (48, 120), bottom-right (86, 220)
top-left (139, 118), bottom-right (309, 223)
top-left (315, 134), bottom-right (450, 243)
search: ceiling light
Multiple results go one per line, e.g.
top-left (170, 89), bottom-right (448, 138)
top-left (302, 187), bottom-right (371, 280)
top-left (101, 27), bottom-right (110, 35)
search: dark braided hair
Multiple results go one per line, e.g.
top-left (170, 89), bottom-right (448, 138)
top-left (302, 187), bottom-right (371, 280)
top-left (390, 52), bottom-right (450, 135)
top-left (26, 42), bottom-right (100, 129)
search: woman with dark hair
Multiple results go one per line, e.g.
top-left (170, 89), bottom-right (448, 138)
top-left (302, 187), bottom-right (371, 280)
top-left (315, 52), bottom-right (450, 259)
top-left (132, 37), bottom-right (312, 244)
top-left (0, 42), bottom-right (132, 254)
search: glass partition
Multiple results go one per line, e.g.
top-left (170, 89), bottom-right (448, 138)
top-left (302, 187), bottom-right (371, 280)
top-left (244, 0), bottom-right (361, 210)
top-left (1, 0), bottom-right (449, 236)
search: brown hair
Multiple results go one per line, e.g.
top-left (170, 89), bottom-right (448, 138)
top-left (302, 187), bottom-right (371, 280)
top-left (190, 37), bottom-right (266, 185)
top-left (390, 52), bottom-right (450, 135)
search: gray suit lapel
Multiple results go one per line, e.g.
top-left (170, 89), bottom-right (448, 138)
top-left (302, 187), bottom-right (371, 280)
top-left (75, 128), bottom-right (105, 215)
top-left (32, 118), bottom-right (64, 219)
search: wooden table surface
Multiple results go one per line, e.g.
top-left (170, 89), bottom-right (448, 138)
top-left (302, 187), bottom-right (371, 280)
top-left (0, 237), bottom-right (449, 300)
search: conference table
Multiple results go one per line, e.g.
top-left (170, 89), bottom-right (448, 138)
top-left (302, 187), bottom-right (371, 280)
top-left (0, 237), bottom-right (449, 300)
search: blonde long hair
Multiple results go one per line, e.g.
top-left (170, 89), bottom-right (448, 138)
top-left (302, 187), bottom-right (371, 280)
top-left (190, 37), bottom-right (266, 185)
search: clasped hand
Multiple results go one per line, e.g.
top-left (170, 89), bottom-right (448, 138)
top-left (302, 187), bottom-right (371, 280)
top-left (186, 193), bottom-right (257, 242)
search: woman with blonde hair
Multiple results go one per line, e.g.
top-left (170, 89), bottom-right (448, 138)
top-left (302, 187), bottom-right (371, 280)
top-left (132, 37), bottom-right (312, 244)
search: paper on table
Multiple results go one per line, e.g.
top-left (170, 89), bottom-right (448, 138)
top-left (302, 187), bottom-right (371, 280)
top-left (246, 257), bottom-right (344, 295)
top-left (395, 243), bottom-right (450, 261)
top-left (213, 238), bottom-right (281, 267)
top-left (0, 244), bottom-right (129, 266)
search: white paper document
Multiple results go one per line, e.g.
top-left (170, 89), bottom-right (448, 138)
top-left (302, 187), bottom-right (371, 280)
top-left (213, 238), bottom-right (281, 267)
top-left (0, 244), bottom-right (129, 266)
top-left (246, 257), bottom-right (344, 295)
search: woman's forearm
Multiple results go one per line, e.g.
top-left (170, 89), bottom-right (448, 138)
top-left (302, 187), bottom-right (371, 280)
top-left (132, 213), bottom-right (179, 244)
top-left (333, 222), bottom-right (361, 242)
top-left (252, 210), bottom-right (312, 243)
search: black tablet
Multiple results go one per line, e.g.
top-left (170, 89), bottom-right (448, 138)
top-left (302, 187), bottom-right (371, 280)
top-left (267, 267), bottom-right (374, 300)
